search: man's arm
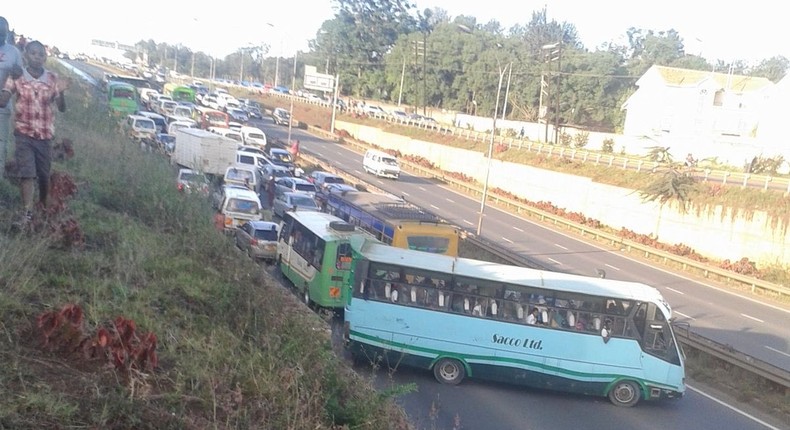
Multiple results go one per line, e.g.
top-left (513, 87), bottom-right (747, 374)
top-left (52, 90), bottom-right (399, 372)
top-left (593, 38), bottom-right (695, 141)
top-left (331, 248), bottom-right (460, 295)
top-left (0, 76), bottom-right (13, 108)
top-left (53, 75), bottom-right (68, 112)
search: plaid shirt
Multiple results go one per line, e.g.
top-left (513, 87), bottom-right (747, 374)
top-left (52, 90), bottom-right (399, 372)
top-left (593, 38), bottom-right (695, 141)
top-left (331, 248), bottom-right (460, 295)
top-left (4, 69), bottom-right (59, 140)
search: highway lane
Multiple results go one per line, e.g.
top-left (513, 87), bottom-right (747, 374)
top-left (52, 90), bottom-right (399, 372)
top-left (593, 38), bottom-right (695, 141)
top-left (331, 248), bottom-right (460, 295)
top-left (69, 60), bottom-right (786, 429)
top-left (254, 116), bottom-right (790, 372)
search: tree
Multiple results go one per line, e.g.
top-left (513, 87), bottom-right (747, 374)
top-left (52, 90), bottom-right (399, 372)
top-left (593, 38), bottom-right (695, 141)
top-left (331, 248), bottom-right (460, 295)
top-left (749, 56), bottom-right (790, 82)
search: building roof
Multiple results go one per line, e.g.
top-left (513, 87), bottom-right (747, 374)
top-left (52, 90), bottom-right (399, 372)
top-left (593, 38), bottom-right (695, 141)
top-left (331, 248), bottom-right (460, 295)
top-left (653, 65), bottom-right (773, 93)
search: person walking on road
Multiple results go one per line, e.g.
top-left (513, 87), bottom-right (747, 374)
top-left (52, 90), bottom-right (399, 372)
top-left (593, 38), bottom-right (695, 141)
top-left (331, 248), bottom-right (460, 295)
top-left (0, 40), bottom-right (68, 227)
top-left (0, 17), bottom-right (24, 178)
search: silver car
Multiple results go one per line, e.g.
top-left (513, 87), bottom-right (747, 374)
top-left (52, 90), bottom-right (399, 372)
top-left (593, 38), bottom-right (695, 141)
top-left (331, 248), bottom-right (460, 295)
top-left (272, 191), bottom-right (319, 218)
top-left (234, 220), bottom-right (279, 261)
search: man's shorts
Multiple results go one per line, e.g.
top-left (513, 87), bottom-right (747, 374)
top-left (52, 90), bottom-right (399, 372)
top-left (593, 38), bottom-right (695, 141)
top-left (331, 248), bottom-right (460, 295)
top-left (14, 133), bottom-right (51, 180)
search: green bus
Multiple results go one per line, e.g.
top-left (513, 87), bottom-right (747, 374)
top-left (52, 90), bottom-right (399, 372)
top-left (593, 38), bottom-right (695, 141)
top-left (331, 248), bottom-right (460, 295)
top-left (107, 81), bottom-right (139, 117)
top-left (277, 211), bottom-right (375, 309)
top-left (163, 83), bottom-right (196, 104)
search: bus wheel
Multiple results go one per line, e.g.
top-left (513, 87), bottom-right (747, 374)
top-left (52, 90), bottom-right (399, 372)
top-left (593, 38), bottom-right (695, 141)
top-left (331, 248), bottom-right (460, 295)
top-left (433, 358), bottom-right (465, 385)
top-left (608, 380), bottom-right (641, 407)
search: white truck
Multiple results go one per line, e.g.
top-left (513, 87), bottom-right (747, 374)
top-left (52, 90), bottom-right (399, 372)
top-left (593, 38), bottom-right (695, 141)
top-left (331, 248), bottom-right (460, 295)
top-left (172, 128), bottom-right (238, 178)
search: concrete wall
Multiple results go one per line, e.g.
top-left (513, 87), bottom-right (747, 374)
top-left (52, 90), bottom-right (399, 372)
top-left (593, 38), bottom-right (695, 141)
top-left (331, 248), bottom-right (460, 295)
top-left (336, 120), bottom-right (790, 266)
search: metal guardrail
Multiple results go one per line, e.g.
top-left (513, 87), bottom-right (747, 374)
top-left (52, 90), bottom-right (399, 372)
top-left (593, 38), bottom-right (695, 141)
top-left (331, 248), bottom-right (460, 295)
top-left (301, 126), bottom-right (790, 391)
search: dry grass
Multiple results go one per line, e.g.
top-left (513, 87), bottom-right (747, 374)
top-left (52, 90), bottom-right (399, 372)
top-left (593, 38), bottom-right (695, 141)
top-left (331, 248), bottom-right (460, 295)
top-left (0, 69), bottom-right (412, 429)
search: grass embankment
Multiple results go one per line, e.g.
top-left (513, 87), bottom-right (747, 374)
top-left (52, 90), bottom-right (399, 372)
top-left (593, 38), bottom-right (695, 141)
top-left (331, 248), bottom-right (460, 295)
top-left (0, 71), bottom-right (410, 429)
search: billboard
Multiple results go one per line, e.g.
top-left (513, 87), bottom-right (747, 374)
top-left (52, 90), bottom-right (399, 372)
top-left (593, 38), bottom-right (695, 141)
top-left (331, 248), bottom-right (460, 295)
top-left (303, 65), bottom-right (335, 92)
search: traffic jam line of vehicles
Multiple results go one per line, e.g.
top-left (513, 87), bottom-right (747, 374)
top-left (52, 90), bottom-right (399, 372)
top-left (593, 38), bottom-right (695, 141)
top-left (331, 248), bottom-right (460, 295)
top-left (108, 76), bottom-right (686, 409)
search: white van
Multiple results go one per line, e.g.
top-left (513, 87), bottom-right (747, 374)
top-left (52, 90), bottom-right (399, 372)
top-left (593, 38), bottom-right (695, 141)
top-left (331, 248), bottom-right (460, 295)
top-left (124, 114), bottom-right (157, 141)
top-left (216, 185), bottom-right (263, 231)
top-left (223, 164), bottom-right (262, 193)
top-left (363, 149), bottom-right (400, 179)
top-left (239, 126), bottom-right (267, 148)
top-left (236, 149), bottom-right (269, 170)
top-left (209, 127), bottom-right (243, 144)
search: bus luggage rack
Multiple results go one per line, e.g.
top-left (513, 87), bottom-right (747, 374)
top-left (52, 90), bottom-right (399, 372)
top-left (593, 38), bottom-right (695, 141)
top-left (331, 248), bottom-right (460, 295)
top-left (377, 202), bottom-right (442, 223)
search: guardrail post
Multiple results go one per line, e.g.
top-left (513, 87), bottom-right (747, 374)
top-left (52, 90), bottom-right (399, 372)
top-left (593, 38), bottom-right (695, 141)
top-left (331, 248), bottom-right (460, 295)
top-left (742, 174), bottom-right (750, 188)
top-left (583, 153), bottom-right (588, 163)
top-left (704, 168), bottom-right (711, 182)
top-left (537, 144), bottom-right (543, 154)
top-left (608, 155), bottom-right (614, 167)
top-left (722, 171), bottom-right (730, 185)
top-left (764, 176), bottom-right (772, 191)
top-left (622, 158), bottom-right (628, 170)
top-left (527, 142), bottom-right (533, 151)
top-left (595, 154), bottom-right (601, 165)
top-left (559, 148), bottom-right (565, 158)
top-left (570, 149), bottom-right (576, 161)
top-left (637, 160), bottom-right (643, 172)
top-left (547, 146), bottom-right (554, 158)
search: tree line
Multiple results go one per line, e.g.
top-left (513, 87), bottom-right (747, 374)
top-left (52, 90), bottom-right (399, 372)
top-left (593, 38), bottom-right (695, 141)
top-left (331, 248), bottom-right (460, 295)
top-left (132, 1), bottom-right (789, 132)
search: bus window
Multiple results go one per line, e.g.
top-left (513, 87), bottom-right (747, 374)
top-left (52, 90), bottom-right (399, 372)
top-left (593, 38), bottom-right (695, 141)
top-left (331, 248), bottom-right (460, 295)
top-left (406, 235), bottom-right (450, 254)
top-left (336, 242), bottom-right (352, 270)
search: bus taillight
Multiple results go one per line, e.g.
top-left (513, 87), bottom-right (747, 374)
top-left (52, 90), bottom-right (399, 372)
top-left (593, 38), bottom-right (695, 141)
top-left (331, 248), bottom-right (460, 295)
top-left (330, 287), bottom-right (340, 298)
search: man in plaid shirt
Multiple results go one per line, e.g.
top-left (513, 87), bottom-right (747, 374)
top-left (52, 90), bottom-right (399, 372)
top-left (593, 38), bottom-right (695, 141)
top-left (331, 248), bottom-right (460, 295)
top-left (0, 40), bottom-right (68, 227)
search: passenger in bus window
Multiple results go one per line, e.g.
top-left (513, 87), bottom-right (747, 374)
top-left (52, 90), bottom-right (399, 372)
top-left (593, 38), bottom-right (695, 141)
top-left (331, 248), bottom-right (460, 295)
top-left (472, 299), bottom-right (483, 316)
top-left (526, 307), bottom-right (539, 325)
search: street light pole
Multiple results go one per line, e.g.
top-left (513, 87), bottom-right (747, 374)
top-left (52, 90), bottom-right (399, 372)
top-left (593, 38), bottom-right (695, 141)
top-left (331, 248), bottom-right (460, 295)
top-left (286, 51), bottom-right (298, 145)
top-left (477, 65), bottom-right (507, 236)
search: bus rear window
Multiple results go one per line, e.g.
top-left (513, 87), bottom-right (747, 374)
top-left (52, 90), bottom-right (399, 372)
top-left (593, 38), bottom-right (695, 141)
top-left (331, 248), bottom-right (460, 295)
top-left (406, 236), bottom-right (450, 254)
top-left (336, 242), bottom-right (352, 270)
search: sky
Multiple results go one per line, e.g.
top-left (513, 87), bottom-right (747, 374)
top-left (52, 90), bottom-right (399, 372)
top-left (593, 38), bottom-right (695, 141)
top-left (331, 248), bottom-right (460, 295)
top-left (3, 1), bottom-right (788, 65)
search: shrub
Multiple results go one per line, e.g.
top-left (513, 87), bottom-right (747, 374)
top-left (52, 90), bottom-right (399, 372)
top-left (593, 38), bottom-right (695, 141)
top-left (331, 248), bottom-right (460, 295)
top-left (602, 138), bottom-right (615, 153)
top-left (572, 131), bottom-right (590, 149)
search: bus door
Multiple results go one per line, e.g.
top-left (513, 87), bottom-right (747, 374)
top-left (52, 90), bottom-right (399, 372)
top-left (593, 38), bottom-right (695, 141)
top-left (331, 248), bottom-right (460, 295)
top-left (636, 303), bottom-right (682, 377)
top-left (329, 241), bottom-right (353, 303)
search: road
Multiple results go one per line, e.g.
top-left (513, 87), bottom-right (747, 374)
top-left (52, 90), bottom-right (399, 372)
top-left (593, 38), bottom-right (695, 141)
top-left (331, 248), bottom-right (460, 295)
top-left (254, 116), bottom-right (790, 373)
top-left (259, 116), bottom-right (788, 429)
top-left (65, 61), bottom-right (787, 428)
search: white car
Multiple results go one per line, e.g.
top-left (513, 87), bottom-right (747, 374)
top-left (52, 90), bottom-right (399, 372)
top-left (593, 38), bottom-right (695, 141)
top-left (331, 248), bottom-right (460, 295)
top-left (272, 191), bottom-right (319, 218)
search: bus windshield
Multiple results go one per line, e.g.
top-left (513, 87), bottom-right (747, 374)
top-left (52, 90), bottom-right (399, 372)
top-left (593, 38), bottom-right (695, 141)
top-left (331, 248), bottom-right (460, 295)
top-left (406, 235), bottom-right (450, 254)
top-left (226, 198), bottom-right (259, 214)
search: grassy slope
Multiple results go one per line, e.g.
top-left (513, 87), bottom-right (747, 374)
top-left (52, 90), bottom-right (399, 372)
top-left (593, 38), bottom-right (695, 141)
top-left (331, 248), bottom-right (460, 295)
top-left (0, 73), bottom-right (410, 429)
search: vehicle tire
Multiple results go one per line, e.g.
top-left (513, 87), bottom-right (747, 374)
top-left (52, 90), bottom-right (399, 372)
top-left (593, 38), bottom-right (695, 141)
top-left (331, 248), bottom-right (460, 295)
top-left (433, 358), bottom-right (465, 385)
top-left (608, 380), bottom-right (641, 407)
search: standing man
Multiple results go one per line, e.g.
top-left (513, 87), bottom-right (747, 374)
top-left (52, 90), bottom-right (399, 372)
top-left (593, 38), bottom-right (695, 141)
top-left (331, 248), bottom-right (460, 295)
top-left (0, 17), bottom-right (24, 178)
top-left (0, 40), bottom-right (68, 226)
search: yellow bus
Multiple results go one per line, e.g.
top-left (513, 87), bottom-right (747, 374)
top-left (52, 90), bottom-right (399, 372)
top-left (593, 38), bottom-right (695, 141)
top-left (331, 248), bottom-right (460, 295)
top-left (320, 190), bottom-right (459, 256)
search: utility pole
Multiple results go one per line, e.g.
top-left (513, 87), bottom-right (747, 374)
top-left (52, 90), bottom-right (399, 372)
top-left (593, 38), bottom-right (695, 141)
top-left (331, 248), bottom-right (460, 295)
top-left (422, 31), bottom-right (427, 116)
top-left (554, 42), bottom-right (562, 145)
top-left (501, 62), bottom-right (512, 121)
top-left (397, 55), bottom-right (406, 106)
top-left (540, 74), bottom-right (549, 142)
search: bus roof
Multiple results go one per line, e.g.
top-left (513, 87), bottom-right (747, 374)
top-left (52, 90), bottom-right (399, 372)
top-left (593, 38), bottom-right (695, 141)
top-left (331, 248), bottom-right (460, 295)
top-left (330, 192), bottom-right (442, 223)
top-left (288, 211), bottom-right (372, 241)
top-left (356, 239), bottom-right (669, 308)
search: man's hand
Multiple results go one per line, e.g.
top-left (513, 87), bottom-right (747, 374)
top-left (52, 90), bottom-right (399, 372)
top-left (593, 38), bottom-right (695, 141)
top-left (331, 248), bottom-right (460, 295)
top-left (10, 64), bottom-right (23, 80)
top-left (56, 76), bottom-right (71, 94)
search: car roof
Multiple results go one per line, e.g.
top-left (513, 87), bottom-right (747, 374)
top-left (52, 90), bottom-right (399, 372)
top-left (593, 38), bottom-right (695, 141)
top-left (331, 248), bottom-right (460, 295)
top-left (138, 111), bottom-right (166, 119)
top-left (223, 186), bottom-right (260, 200)
top-left (284, 191), bottom-right (315, 198)
top-left (311, 171), bottom-right (341, 179)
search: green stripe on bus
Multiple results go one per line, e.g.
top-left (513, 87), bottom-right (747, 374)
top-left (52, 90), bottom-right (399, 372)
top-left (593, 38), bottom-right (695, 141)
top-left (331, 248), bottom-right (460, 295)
top-left (350, 330), bottom-right (680, 391)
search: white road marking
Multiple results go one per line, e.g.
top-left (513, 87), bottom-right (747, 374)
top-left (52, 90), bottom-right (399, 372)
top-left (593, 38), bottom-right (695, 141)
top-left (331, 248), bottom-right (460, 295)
top-left (665, 287), bottom-right (685, 295)
top-left (445, 198), bottom-right (455, 203)
top-left (674, 311), bottom-right (694, 320)
top-left (547, 258), bottom-right (562, 265)
top-left (401, 191), bottom-right (410, 196)
top-left (430, 205), bottom-right (440, 210)
top-left (740, 313), bottom-right (764, 323)
top-left (765, 346), bottom-right (790, 359)
top-left (554, 243), bottom-right (568, 250)
top-left (687, 385), bottom-right (782, 430)
top-left (604, 263), bottom-right (621, 271)
top-left (353, 169), bottom-right (363, 175)
top-left (502, 237), bottom-right (513, 244)
top-left (418, 186), bottom-right (427, 191)
top-left (463, 220), bottom-right (474, 226)
top-left (513, 226), bottom-right (524, 232)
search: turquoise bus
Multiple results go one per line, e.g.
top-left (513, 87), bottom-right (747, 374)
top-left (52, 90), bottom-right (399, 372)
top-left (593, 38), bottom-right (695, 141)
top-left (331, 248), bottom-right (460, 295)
top-left (277, 211), bottom-right (375, 309)
top-left (344, 239), bottom-right (685, 407)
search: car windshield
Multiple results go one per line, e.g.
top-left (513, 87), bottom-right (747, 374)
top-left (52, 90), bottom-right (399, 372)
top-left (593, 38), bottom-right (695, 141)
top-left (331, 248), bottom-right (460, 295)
top-left (226, 169), bottom-right (253, 182)
top-left (290, 196), bottom-right (317, 208)
top-left (382, 157), bottom-right (398, 166)
top-left (181, 172), bottom-right (206, 183)
top-left (254, 229), bottom-right (278, 241)
top-left (226, 198), bottom-right (259, 214)
top-left (248, 133), bottom-right (265, 140)
top-left (276, 110), bottom-right (290, 118)
top-left (323, 176), bottom-right (344, 184)
top-left (295, 184), bottom-right (317, 193)
top-left (136, 120), bottom-right (155, 130)
top-left (271, 152), bottom-right (292, 163)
